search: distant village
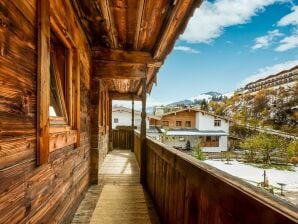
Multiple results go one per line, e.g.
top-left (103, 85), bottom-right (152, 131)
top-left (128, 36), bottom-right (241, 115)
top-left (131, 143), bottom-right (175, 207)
top-left (112, 65), bottom-right (298, 154)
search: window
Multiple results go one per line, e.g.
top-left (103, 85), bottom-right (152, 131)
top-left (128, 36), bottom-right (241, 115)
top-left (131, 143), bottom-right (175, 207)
top-left (162, 121), bottom-right (169, 127)
top-left (37, 12), bottom-right (80, 165)
top-left (114, 118), bottom-right (119, 123)
top-left (49, 31), bottom-right (68, 124)
top-left (214, 120), bottom-right (221, 127)
top-left (185, 121), bottom-right (191, 127)
top-left (176, 121), bottom-right (182, 127)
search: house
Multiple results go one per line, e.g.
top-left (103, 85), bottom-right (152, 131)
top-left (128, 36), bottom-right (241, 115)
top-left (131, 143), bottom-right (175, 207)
top-left (148, 108), bottom-right (231, 152)
top-left (112, 106), bottom-right (141, 129)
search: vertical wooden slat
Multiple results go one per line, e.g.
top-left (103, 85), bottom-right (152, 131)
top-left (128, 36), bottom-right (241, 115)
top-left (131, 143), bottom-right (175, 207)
top-left (37, 0), bottom-right (50, 165)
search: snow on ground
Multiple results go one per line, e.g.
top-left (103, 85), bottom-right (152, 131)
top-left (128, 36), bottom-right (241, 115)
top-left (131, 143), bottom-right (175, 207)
top-left (205, 160), bottom-right (298, 192)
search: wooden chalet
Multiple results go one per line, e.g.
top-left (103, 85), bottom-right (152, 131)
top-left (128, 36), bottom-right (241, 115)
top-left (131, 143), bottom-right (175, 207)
top-left (0, 0), bottom-right (297, 223)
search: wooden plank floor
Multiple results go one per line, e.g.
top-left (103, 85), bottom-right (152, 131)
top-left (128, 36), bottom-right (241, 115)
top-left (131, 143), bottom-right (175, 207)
top-left (71, 150), bottom-right (159, 224)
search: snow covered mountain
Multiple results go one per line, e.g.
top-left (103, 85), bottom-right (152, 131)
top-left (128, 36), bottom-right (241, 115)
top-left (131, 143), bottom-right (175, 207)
top-left (167, 91), bottom-right (232, 106)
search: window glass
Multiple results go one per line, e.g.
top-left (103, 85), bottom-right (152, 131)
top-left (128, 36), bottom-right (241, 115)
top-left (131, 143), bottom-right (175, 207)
top-left (176, 121), bottom-right (182, 127)
top-left (214, 120), bottom-right (221, 127)
top-left (49, 31), bottom-right (68, 122)
top-left (185, 121), bottom-right (191, 127)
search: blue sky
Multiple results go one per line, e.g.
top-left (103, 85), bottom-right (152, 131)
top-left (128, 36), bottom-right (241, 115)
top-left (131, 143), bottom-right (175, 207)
top-left (146, 0), bottom-right (298, 106)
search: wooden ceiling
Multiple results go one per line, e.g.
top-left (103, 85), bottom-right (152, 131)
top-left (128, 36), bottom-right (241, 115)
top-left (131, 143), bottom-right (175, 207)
top-left (71, 0), bottom-right (202, 98)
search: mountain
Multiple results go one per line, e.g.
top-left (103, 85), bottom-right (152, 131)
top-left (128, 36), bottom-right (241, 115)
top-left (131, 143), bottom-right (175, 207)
top-left (168, 91), bottom-right (227, 106)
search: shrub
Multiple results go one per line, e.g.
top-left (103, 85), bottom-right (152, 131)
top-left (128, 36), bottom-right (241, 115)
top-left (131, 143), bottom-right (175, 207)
top-left (185, 140), bottom-right (191, 151)
top-left (194, 144), bottom-right (205, 160)
top-left (290, 157), bottom-right (298, 166)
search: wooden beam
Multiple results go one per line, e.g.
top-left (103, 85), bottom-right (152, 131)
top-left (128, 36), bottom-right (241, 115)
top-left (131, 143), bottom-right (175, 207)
top-left (91, 48), bottom-right (158, 65)
top-left (134, 0), bottom-right (146, 50)
top-left (37, 0), bottom-right (50, 165)
top-left (109, 92), bottom-right (141, 101)
top-left (93, 61), bottom-right (146, 79)
top-left (153, 0), bottom-right (201, 59)
top-left (96, 0), bottom-right (118, 48)
top-left (131, 94), bottom-right (135, 152)
top-left (140, 76), bottom-right (147, 184)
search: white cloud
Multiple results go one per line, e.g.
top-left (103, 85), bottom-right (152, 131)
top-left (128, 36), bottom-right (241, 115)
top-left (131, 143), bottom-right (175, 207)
top-left (277, 6), bottom-right (298, 26)
top-left (174, 46), bottom-right (200, 54)
top-left (239, 59), bottom-right (298, 86)
top-left (275, 33), bottom-right (298, 51)
top-left (252, 29), bottom-right (283, 49)
top-left (274, 6), bottom-right (298, 51)
top-left (181, 0), bottom-right (285, 43)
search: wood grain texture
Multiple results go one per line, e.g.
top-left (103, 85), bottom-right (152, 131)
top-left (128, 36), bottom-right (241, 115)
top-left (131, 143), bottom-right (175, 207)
top-left (134, 133), bottom-right (298, 224)
top-left (0, 0), bottom-right (92, 223)
top-left (73, 150), bottom-right (159, 224)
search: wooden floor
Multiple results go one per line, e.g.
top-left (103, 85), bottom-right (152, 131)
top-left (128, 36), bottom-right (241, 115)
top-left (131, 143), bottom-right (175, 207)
top-left (71, 150), bottom-right (159, 224)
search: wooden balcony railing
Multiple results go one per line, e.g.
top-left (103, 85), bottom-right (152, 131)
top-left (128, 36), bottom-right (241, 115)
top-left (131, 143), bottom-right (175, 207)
top-left (112, 128), bottom-right (133, 150)
top-left (134, 132), bottom-right (297, 224)
top-left (201, 141), bottom-right (219, 147)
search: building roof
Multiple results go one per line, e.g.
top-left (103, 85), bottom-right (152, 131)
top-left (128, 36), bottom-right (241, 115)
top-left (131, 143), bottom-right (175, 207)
top-left (164, 129), bottom-right (227, 136)
top-left (245, 65), bottom-right (298, 88)
top-left (112, 106), bottom-right (141, 115)
top-left (150, 107), bottom-right (232, 122)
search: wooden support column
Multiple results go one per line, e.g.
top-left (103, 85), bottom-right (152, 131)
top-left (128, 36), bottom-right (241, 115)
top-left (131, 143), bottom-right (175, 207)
top-left (131, 94), bottom-right (135, 152)
top-left (37, 0), bottom-right (50, 165)
top-left (140, 77), bottom-right (147, 184)
top-left (109, 97), bottom-right (113, 151)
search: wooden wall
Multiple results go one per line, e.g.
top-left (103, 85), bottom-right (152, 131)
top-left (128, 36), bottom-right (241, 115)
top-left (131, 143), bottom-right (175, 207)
top-left (90, 80), bottom-right (110, 184)
top-left (134, 134), bottom-right (298, 224)
top-left (0, 0), bottom-right (106, 223)
top-left (151, 111), bottom-right (196, 129)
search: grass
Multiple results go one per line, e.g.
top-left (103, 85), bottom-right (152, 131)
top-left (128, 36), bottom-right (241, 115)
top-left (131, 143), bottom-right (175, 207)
top-left (251, 163), bottom-right (295, 172)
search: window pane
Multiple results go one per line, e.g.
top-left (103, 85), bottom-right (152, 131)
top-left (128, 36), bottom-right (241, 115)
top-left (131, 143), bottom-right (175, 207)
top-left (50, 56), bottom-right (64, 117)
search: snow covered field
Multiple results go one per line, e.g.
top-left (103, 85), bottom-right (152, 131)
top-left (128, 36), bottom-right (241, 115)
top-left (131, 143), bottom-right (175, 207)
top-left (205, 160), bottom-right (298, 192)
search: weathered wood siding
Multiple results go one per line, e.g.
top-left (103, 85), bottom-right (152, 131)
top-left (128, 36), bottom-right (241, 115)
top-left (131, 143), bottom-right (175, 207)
top-left (134, 133), bottom-right (298, 224)
top-left (0, 0), bottom-right (101, 223)
top-left (90, 80), bottom-right (110, 185)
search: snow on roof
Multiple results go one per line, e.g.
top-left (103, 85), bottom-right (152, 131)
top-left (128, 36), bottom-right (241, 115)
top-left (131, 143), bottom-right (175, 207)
top-left (165, 130), bottom-right (227, 136)
top-left (112, 106), bottom-right (141, 114)
top-left (151, 107), bottom-right (232, 121)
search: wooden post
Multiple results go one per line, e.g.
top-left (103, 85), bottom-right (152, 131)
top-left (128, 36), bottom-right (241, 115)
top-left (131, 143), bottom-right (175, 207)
top-left (109, 97), bottom-right (113, 151)
top-left (140, 77), bottom-right (147, 184)
top-left (131, 93), bottom-right (135, 152)
top-left (37, 0), bottom-right (50, 165)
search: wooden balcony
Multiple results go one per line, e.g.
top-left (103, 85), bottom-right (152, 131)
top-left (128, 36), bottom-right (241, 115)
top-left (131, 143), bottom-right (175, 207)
top-left (71, 130), bottom-right (297, 223)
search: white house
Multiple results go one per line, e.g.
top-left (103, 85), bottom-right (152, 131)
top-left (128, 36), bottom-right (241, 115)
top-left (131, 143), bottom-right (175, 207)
top-left (148, 108), bottom-right (231, 152)
top-left (112, 106), bottom-right (149, 129)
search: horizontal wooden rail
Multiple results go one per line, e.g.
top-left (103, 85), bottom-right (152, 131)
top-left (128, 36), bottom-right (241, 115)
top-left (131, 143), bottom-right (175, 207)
top-left (134, 132), bottom-right (298, 224)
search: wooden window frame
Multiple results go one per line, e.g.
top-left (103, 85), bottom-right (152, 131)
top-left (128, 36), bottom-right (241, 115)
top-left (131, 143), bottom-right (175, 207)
top-left (176, 121), bottom-right (182, 127)
top-left (185, 121), bottom-right (191, 127)
top-left (162, 121), bottom-right (169, 127)
top-left (37, 1), bottom-right (80, 165)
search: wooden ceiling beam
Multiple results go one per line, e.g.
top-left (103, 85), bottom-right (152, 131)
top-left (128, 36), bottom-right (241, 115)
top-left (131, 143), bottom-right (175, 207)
top-left (134, 0), bottom-right (146, 50)
top-left (96, 0), bottom-right (118, 48)
top-left (91, 48), bottom-right (161, 65)
top-left (93, 60), bottom-right (147, 79)
top-left (153, 0), bottom-right (202, 60)
top-left (109, 92), bottom-right (141, 101)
